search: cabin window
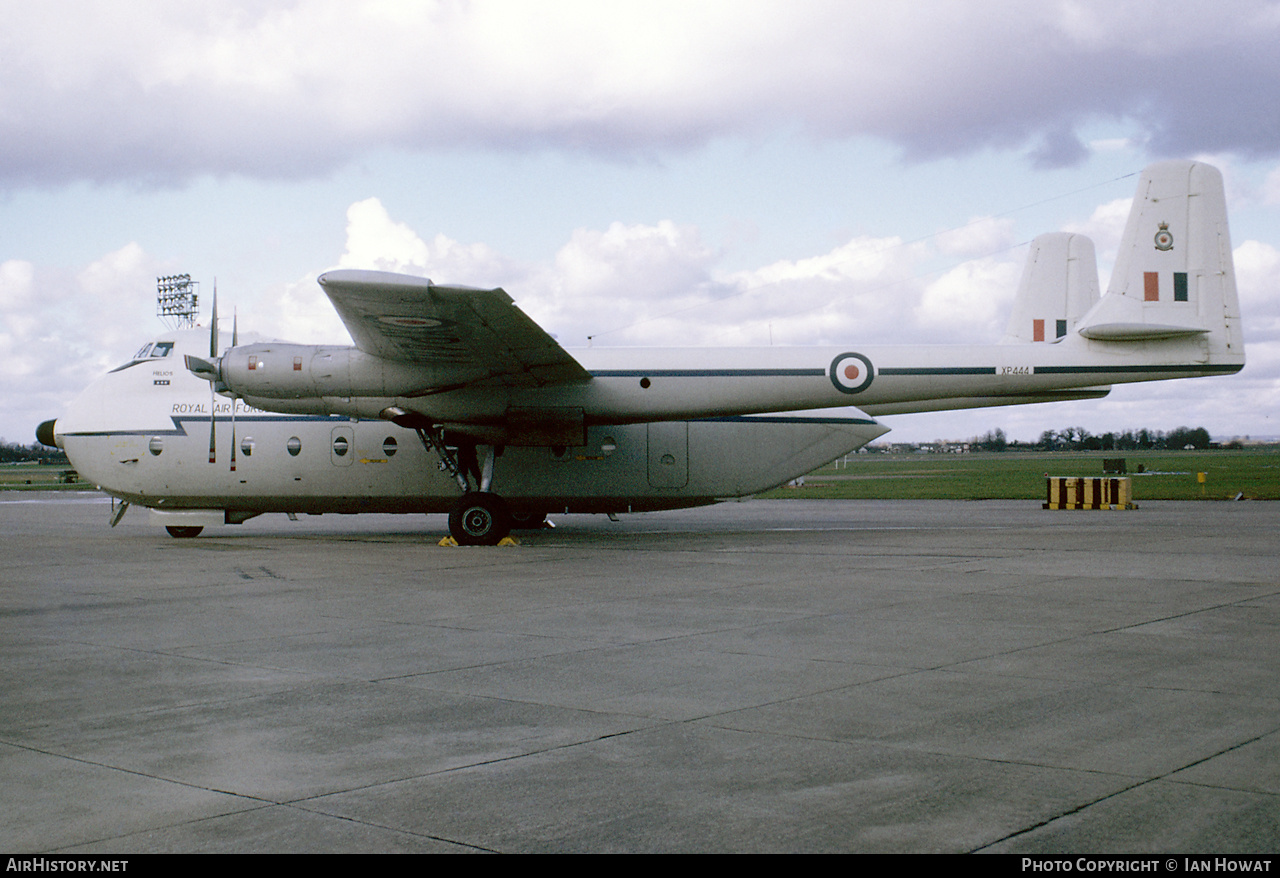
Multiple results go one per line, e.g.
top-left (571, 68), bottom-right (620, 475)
top-left (383, 437), bottom-right (398, 457)
top-left (332, 435), bottom-right (349, 457)
top-left (240, 437), bottom-right (255, 457)
top-left (287, 436), bottom-right (302, 456)
top-left (148, 437), bottom-right (163, 456)
top-left (601, 436), bottom-right (617, 456)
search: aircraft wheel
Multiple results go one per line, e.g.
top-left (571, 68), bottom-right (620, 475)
top-left (165, 525), bottom-right (203, 539)
top-left (449, 492), bottom-right (512, 546)
top-left (509, 510), bottom-right (547, 529)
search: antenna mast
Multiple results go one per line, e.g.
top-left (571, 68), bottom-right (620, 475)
top-left (156, 274), bottom-right (200, 331)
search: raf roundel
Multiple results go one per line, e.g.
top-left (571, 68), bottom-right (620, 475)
top-left (829, 352), bottom-right (875, 394)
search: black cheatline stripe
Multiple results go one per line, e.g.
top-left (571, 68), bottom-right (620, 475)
top-left (590, 369), bottom-right (825, 378)
top-left (878, 367), bottom-right (997, 376)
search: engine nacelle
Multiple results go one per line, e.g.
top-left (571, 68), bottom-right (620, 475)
top-left (218, 344), bottom-right (472, 400)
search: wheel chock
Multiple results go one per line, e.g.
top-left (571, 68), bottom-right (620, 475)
top-left (437, 535), bottom-right (521, 547)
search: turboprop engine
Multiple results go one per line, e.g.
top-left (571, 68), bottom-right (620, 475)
top-left (187, 343), bottom-right (465, 401)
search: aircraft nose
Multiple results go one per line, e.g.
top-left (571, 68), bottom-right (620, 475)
top-left (36, 419), bottom-right (59, 449)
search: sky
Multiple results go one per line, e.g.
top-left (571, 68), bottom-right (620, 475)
top-left (3, 0), bottom-right (1280, 446)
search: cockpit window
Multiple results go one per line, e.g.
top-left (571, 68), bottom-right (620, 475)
top-left (113, 340), bottom-right (177, 372)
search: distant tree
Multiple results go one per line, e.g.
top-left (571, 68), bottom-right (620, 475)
top-left (959, 424), bottom-right (1217, 452)
top-left (0, 441), bottom-right (68, 464)
top-left (975, 428), bottom-right (1007, 452)
top-left (1165, 426), bottom-right (1211, 449)
top-left (1051, 427), bottom-right (1093, 451)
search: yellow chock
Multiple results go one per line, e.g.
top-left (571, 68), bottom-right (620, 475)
top-left (437, 535), bottom-right (520, 547)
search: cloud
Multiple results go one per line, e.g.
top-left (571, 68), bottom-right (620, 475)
top-left (1063, 196), bottom-right (1131, 272)
top-left (0, 244), bottom-right (166, 443)
top-left (4, 1), bottom-right (1280, 187)
top-left (715, 236), bottom-right (930, 346)
top-left (1234, 239), bottom-right (1280, 343)
top-left (536, 221), bottom-right (725, 343)
top-left (915, 258), bottom-right (1021, 340)
top-left (1029, 125), bottom-right (1091, 170)
top-left (336, 197), bottom-right (513, 281)
top-left (1262, 166), bottom-right (1280, 205)
top-left (243, 273), bottom-right (347, 347)
top-left (338, 199), bottom-right (434, 273)
top-left (934, 217), bottom-right (1017, 258)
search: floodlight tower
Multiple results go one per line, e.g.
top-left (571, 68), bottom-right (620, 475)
top-left (156, 274), bottom-right (199, 331)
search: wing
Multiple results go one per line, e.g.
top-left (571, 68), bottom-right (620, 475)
top-left (317, 270), bottom-right (590, 386)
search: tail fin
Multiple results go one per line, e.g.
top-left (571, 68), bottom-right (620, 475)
top-left (1076, 161), bottom-right (1244, 366)
top-left (1002, 232), bottom-right (1100, 343)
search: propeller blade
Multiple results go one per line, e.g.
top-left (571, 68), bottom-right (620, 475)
top-left (200, 283), bottom-right (222, 466)
top-left (229, 396), bottom-right (237, 472)
top-left (232, 307), bottom-right (238, 347)
top-left (210, 281), bottom-right (219, 358)
top-left (208, 386), bottom-right (217, 464)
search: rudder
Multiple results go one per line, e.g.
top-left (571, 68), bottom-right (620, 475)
top-left (1076, 161), bottom-right (1244, 366)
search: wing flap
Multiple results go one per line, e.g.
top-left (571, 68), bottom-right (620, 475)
top-left (317, 270), bottom-right (590, 385)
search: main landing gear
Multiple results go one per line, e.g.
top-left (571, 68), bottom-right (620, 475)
top-left (415, 426), bottom-right (514, 546)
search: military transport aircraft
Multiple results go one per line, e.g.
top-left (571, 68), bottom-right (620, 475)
top-left (39, 161), bottom-right (1244, 544)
